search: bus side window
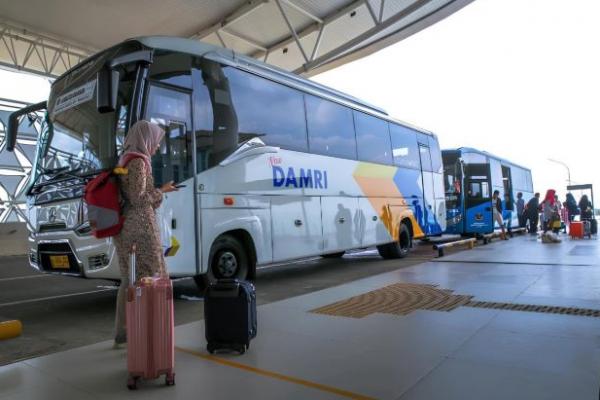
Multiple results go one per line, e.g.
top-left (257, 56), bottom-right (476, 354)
top-left (354, 111), bottom-right (392, 165)
top-left (469, 182), bottom-right (481, 198)
top-left (223, 67), bottom-right (308, 152)
top-left (389, 124), bottom-right (419, 169)
top-left (306, 95), bottom-right (357, 160)
top-left (469, 181), bottom-right (489, 198)
top-left (428, 136), bottom-right (443, 174)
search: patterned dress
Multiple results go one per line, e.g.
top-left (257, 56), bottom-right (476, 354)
top-left (114, 158), bottom-right (166, 280)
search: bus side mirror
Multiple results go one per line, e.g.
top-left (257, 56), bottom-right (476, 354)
top-left (5, 101), bottom-right (47, 152)
top-left (6, 111), bottom-right (19, 152)
top-left (97, 67), bottom-right (120, 113)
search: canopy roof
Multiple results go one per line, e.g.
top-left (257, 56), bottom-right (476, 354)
top-left (0, 0), bottom-right (474, 78)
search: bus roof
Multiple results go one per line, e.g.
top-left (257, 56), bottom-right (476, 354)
top-left (136, 36), bottom-right (436, 138)
top-left (443, 147), bottom-right (531, 172)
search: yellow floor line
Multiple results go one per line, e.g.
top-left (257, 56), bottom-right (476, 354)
top-left (176, 346), bottom-right (377, 400)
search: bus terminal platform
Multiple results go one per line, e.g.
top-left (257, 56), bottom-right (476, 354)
top-left (2, 234), bottom-right (600, 399)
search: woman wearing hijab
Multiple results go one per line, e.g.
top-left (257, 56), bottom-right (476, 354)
top-left (579, 194), bottom-right (593, 220)
top-left (565, 192), bottom-right (579, 221)
top-left (113, 120), bottom-right (178, 348)
top-left (541, 189), bottom-right (557, 233)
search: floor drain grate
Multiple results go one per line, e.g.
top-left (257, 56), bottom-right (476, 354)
top-left (310, 283), bottom-right (600, 318)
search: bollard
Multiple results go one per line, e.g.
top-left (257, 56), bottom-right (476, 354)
top-left (0, 320), bottom-right (22, 340)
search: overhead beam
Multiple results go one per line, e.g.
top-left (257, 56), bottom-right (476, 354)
top-left (0, 20), bottom-right (93, 78)
top-left (252, 0), bottom-right (370, 61)
top-left (280, 0), bottom-right (323, 24)
top-left (298, 0), bottom-right (436, 72)
top-left (275, 0), bottom-right (309, 63)
top-left (299, 0), bottom-right (476, 76)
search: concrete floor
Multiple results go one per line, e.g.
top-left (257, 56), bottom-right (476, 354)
top-left (0, 245), bottom-right (434, 365)
top-left (2, 235), bottom-right (600, 399)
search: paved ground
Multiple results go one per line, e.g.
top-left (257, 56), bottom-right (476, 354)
top-left (3, 233), bottom-right (600, 400)
top-left (0, 241), bottom-right (447, 366)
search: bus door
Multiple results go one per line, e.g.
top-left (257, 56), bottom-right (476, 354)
top-left (501, 165), bottom-right (515, 226)
top-left (144, 83), bottom-right (197, 276)
top-left (464, 176), bottom-right (492, 234)
top-left (418, 143), bottom-right (435, 234)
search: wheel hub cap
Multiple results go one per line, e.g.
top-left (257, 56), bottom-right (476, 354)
top-left (217, 251), bottom-right (238, 277)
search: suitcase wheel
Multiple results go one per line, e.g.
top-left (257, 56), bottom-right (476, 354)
top-left (127, 377), bottom-right (138, 390)
top-left (237, 345), bottom-right (246, 354)
top-left (207, 343), bottom-right (215, 354)
top-left (165, 372), bottom-right (175, 386)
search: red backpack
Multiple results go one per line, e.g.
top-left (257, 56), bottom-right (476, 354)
top-left (84, 155), bottom-right (141, 239)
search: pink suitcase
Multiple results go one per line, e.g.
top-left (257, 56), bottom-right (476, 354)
top-left (126, 248), bottom-right (175, 390)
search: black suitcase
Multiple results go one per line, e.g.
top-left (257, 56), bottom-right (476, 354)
top-left (204, 279), bottom-right (257, 354)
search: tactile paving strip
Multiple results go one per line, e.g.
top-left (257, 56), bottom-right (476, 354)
top-left (310, 283), bottom-right (600, 318)
top-left (310, 283), bottom-right (474, 318)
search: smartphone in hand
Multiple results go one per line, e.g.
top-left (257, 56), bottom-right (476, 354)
top-left (174, 184), bottom-right (186, 189)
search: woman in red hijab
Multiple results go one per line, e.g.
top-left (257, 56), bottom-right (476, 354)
top-left (541, 189), bottom-right (557, 232)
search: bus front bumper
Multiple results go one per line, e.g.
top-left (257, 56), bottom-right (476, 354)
top-left (28, 230), bottom-right (120, 280)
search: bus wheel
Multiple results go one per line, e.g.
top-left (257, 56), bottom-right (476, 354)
top-left (209, 235), bottom-right (249, 281)
top-left (377, 222), bottom-right (412, 259)
top-left (321, 251), bottom-right (345, 258)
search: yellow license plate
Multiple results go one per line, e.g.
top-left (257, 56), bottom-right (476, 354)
top-left (49, 255), bottom-right (70, 269)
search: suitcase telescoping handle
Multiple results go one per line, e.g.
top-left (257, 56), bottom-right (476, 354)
top-left (129, 244), bottom-right (136, 286)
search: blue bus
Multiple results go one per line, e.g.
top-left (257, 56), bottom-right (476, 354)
top-left (442, 148), bottom-right (533, 235)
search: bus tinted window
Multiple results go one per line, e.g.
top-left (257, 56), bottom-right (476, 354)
top-left (306, 95), bottom-right (357, 159)
top-left (354, 111), bottom-right (392, 164)
top-left (418, 144), bottom-right (433, 172)
top-left (224, 67), bottom-right (308, 151)
top-left (468, 181), bottom-right (490, 198)
top-left (389, 124), bottom-right (419, 169)
top-left (428, 137), bottom-right (443, 173)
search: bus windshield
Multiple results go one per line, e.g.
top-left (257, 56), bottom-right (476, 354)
top-left (34, 81), bottom-right (133, 185)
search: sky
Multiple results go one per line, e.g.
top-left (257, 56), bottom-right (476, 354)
top-left (1, 0), bottom-right (599, 204)
top-left (313, 0), bottom-right (600, 204)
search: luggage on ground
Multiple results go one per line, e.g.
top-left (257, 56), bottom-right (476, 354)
top-left (583, 220), bottom-right (592, 238)
top-left (126, 246), bottom-right (175, 390)
top-left (204, 279), bottom-right (257, 354)
top-left (570, 221), bottom-right (584, 239)
top-left (542, 231), bottom-right (561, 243)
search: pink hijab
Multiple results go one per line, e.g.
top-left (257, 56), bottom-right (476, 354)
top-left (118, 120), bottom-right (164, 170)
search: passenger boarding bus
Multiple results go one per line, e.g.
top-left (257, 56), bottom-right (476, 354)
top-left (6, 37), bottom-right (445, 288)
top-left (442, 147), bottom-right (533, 236)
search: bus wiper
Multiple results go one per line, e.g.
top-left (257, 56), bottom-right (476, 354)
top-left (49, 167), bottom-right (83, 181)
top-left (40, 166), bottom-right (69, 175)
top-left (31, 167), bottom-right (84, 193)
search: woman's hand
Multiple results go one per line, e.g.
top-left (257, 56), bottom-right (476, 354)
top-left (160, 181), bottom-right (178, 193)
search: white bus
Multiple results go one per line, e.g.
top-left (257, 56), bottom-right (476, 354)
top-left (6, 37), bottom-right (446, 288)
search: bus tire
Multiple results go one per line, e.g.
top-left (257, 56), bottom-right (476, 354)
top-left (377, 222), bottom-right (412, 259)
top-left (321, 251), bottom-right (345, 258)
top-left (208, 235), bottom-right (249, 282)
